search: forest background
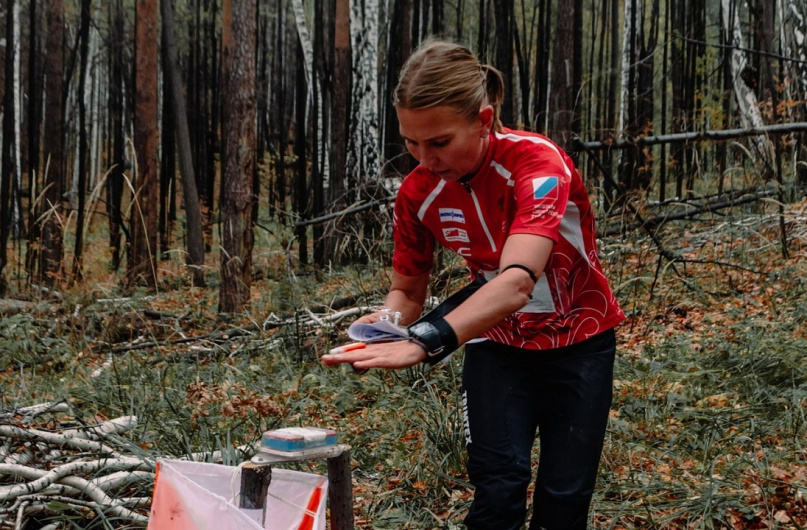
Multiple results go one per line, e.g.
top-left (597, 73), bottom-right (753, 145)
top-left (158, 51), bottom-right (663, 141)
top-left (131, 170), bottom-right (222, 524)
top-left (0, 0), bottom-right (805, 528)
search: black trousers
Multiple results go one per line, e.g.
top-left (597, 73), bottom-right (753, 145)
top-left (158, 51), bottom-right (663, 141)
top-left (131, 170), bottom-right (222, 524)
top-left (462, 329), bottom-right (616, 530)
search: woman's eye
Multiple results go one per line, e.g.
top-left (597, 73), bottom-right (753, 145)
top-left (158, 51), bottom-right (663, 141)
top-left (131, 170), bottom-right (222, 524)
top-left (431, 140), bottom-right (449, 148)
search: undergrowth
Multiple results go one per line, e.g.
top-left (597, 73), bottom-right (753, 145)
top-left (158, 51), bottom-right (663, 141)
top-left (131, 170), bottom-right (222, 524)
top-left (0, 199), bottom-right (806, 528)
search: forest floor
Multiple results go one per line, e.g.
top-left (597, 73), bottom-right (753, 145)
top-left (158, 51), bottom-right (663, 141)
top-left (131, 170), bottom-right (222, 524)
top-left (0, 196), bottom-right (806, 529)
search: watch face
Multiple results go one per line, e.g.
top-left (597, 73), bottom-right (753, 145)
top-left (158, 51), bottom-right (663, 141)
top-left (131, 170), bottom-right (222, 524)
top-left (408, 321), bottom-right (442, 356)
top-left (409, 322), bottom-right (431, 336)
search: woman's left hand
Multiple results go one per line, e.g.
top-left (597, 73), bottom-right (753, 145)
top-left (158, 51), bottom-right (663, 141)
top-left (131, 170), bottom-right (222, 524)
top-left (321, 340), bottom-right (426, 370)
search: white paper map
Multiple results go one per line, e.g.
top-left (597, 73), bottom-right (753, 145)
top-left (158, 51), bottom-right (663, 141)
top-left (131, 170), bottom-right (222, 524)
top-left (347, 319), bottom-right (409, 342)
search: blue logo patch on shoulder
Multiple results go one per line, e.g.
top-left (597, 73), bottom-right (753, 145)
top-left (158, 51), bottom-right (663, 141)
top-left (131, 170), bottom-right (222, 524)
top-left (532, 177), bottom-right (559, 200)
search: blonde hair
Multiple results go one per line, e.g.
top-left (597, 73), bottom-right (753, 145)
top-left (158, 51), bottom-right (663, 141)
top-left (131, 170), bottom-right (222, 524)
top-left (394, 39), bottom-right (505, 132)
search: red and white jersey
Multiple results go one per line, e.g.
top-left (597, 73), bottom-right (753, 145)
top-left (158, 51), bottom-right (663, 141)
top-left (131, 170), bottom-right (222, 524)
top-left (392, 128), bottom-right (624, 350)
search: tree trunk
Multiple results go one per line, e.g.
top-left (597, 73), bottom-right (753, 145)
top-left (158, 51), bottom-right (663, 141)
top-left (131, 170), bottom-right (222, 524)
top-left (617, 0), bottom-right (641, 192)
top-left (548, 1), bottom-right (577, 148)
top-left (0, 0), bottom-right (19, 293)
top-left (290, 0), bottom-right (315, 265)
top-left (659, 0), bottom-right (671, 201)
top-left (129, 0), bottom-right (160, 288)
top-left (532, 0), bottom-right (551, 133)
top-left (494, 0), bottom-right (514, 127)
top-left (348, 0), bottom-right (380, 187)
top-left (312, 0), bottom-right (329, 265)
top-left (381, 0), bottom-right (412, 178)
top-left (323, 0), bottom-right (350, 264)
top-left (108, 0), bottom-right (125, 271)
top-left (161, 0), bottom-right (207, 287)
top-left (294, 37), bottom-right (309, 265)
top-left (10, 0), bottom-right (22, 239)
top-left (160, 47), bottom-right (176, 260)
top-left (778, 0), bottom-right (807, 187)
top-left (219, 0), bottom-right (257, 313)
top-left (26, 0), bottom-right (42, 227)
top-left (37, 0), bottom-right (66, 286)
top-left (70, 0), bottom-right (91, 284)
top-left (721, 0), bottom-right (773, 168)
top-left (349, 0), bottom-right (382, 263)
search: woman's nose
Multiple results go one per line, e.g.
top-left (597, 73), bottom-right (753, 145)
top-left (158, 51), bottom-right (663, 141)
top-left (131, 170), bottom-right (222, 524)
top-left (419, 146), bottom-right (437, 168)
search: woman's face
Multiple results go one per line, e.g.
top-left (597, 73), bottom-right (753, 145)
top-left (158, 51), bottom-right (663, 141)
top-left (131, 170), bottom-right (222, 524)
top-left (397, 105), bottom-right (491, 182)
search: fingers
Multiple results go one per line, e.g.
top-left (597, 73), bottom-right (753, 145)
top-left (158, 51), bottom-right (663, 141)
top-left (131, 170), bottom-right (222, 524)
top-left (354, 312), bottom-right (388, 324)
top-left (321, 342), bottom-right (426, 370)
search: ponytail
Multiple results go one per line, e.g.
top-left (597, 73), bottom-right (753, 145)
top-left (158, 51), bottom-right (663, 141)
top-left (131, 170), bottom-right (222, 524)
top-left (394, 38), bottom-right (506, 132)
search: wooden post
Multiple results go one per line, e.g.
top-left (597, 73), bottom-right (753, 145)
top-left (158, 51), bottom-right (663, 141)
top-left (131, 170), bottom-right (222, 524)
top-left (239, 462), bottom-right (272, 510)
top-left (246, 443), bottom-right (353, 527)
top-left (327, 449), bottom-right (354, 530)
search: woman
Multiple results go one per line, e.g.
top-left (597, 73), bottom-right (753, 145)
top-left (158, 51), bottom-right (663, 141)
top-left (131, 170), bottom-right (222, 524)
top-left (321, 39), bottom-right (624, 529)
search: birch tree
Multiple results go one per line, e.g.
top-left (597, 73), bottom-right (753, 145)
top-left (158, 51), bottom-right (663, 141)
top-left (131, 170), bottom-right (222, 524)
top-left (721, 0), bottom-right (774, 169)
top-left (778, 0), bottom-right (807, 185)
top-left (347, 0), bottom-right (380, 187)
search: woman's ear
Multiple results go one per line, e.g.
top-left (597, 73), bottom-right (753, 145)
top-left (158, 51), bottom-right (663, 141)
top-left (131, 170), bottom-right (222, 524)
top-left (478, 105), bottom-right (494, 134)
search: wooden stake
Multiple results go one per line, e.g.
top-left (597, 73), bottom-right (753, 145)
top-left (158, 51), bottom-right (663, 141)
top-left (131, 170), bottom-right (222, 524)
top-left (239, 462), bottom-right (272, 510)
top-left (327, 449), bottom-right (354, 530)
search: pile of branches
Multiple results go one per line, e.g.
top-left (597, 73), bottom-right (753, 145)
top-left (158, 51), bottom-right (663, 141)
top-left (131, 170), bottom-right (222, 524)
top-left (0, 401), bottom-right (153, 529)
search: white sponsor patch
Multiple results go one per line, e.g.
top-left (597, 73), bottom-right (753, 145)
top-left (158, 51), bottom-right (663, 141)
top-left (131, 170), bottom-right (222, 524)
top-left (443, 227), bottom-right (470, 242)
top-left (439, 208), bottom-right (466, 224)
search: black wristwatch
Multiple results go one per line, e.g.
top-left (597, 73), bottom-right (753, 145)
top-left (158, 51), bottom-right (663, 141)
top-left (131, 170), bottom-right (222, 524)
top-left (408, 321), bottom-right (445, 357)
top-left (408, 318), bottom-right (459, 364)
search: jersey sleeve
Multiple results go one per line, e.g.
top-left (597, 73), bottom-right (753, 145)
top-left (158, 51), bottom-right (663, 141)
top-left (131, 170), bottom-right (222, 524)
top-left (392, 180), bottom-right (436, 277)
top-left (508, 147), bottom-right (573, 242)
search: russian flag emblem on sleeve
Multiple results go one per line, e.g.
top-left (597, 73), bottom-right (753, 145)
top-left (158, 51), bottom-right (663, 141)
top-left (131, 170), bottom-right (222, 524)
top-left (532, 176), bottom-right (559, 200)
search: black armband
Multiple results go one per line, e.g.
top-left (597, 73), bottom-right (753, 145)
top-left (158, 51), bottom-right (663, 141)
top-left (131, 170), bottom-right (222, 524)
top-left (501, 263), bottom-right (538, 283)
top-left (408, 318), bottom-right (459, 365)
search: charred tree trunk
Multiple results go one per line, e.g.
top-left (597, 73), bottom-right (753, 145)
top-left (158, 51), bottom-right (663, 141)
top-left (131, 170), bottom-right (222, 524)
top-left (323, 0), bottom-right (351, 264)
top-left (0, 0), bottom-right (19, 293)
top-left (548, 1), bottom-right (578, 148)
top-left (381, 0), bottom-right (413, 178)
top-left (26, 1), bottom-right (42, 219)
top-left (160, 49), bottom-right (176, 260)
top-left (494, 0), bottom-right (514, 127)
top-left (533, 0), bottom-right (551, 133)
top-left (36, 0), bottom-right (66, 286)
top-left (219, 0), bottom-right (257, 313)
top-left (108, 0), bottom-right (126, 271)
top-left (312, 0), bottom-right (328, 265)
top-left (617, 0), bottom-right (641, 193)
top-left (129, 0), bottom-right (160, 288)
top-left (70, 0), bottom-right (92, 284)
top-left (753, 0), bottom-right (788, 257)
top-left (779, 0), bottom-right (807, 187)
top-left (162, 0), bottom-right (207, 287)
top-left (294, 37), bottom-right (308, 265)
